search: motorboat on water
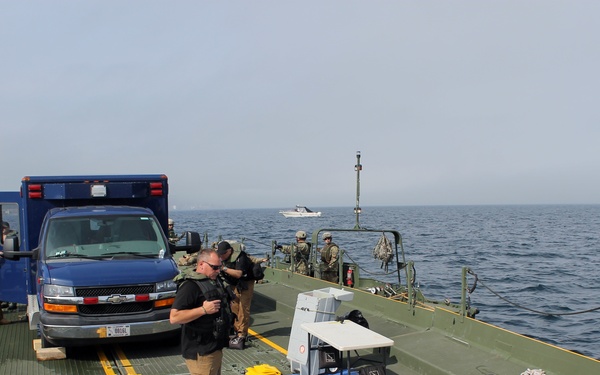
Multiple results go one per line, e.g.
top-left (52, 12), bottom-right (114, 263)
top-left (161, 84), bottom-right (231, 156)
top-left (279, 205), bottom-right (322, 218)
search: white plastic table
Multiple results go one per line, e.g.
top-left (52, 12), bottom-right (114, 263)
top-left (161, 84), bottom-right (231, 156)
top-left (301, 320), bottom-right (394, 375)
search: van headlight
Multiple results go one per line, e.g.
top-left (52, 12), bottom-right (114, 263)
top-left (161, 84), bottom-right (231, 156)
top-left (43, 284), bottom-right (75, 297)
top-left (156, 279), bottom-right (177, 292)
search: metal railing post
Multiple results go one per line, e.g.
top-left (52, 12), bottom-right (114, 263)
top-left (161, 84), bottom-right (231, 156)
top-left (460, 267), bottom-right (468, 320)
top-left (407, 261), bottom-right (414, 312)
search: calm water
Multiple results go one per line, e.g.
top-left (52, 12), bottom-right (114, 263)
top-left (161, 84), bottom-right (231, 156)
top-left (171, 205), bottom-right (600, 359)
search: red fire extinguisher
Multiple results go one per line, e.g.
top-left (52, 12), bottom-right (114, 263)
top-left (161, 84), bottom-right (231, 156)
top-left (346, 267), bottom-right (354, 287)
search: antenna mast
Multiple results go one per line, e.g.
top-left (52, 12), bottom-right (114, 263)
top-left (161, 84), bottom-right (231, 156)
top-left (354, 151), bottom-right (362, 229)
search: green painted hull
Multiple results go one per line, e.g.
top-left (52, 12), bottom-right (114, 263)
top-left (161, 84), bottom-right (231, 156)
top-left (256, 267), bottom-right (600, 375)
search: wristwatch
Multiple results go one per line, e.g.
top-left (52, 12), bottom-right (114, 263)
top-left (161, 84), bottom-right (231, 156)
top-left (222, 266), bottom-right (228, 272)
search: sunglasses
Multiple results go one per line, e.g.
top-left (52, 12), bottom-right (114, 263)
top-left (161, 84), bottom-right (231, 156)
top-left (205, 262), bottom-right (221, 271)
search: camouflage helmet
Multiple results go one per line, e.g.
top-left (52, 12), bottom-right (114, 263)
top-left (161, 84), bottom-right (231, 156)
top-left (168, 219), bottom-right (174, 225)
top-left (322, 232), bottom-right (332, 240)
top-left (295, 230), bottom-right (307, 239)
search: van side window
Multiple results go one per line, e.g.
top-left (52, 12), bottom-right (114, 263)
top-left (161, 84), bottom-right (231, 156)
top-left (0, 203), bottom-right (20, 248)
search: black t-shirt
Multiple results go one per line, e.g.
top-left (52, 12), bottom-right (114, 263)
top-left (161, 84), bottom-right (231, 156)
top-left (172, 280), bottom-right (225, 358)
top-left (222, 250), bottom-right (253, 288)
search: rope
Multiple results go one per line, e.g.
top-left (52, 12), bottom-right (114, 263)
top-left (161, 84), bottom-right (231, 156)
top-left (476, 275), bottom-right (600, 316)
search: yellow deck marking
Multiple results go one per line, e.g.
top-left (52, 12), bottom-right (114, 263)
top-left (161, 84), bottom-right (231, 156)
top-left (248, 328), bottom-right (288, 355)
top-left (96, 346), bottom-right (117, 375)
top-left (114, 344), bottom-right (141, 375)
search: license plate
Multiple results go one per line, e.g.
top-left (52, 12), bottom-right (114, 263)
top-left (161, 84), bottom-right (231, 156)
top-left (106, 325), bottom-right (130, 337)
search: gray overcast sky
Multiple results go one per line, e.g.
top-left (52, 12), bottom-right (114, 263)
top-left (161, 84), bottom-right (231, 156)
top-left (1, 1), bottom-right (599, 209)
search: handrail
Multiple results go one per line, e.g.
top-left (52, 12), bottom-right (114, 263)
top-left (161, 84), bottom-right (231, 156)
top-left (310, 227), bottom-right (407, 288)
top-left (460, 266), bottom-right (469, 320)
top-left (407, 261), bottom-right (414, 312)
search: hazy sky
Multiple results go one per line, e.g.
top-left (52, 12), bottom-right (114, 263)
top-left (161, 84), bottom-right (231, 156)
top-left (2, 1), bottom-right (599, 209)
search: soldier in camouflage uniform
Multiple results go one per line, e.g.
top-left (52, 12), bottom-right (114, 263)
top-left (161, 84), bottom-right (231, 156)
top-left (168, 219), bottom-right (177, 241)
top-left (168, 218), bottom-right (185, 244)
top-left (276, 230), bottom-right (311, 275)
top-left (319, 232), bottom-right (339, 283)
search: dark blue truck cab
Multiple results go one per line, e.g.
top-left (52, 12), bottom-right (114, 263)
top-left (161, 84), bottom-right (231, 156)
top-left (0, 175), bottom-right (200, 348)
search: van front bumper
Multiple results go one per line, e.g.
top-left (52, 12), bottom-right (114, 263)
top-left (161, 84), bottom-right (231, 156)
top-left (39, 309), bottom-right (180, 346)
top-left (42, 318), bottom-right (178, 339)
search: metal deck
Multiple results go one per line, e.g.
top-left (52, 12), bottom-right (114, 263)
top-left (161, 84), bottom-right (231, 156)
top-left (0, 282), bottom-right (414, 375)
top-left (254, 271), bottom-right (600, 375)
top-left (0, 295), bottom-right (293, 375)
top-left (2, 277), bottom-right (599, 375)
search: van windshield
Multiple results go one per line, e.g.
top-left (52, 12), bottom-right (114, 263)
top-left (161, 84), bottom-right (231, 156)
top-left (45, 216), bottom-right (168, 259)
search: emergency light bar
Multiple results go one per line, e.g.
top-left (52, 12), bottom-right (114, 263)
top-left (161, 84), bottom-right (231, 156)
top-left (91, 185), bottom-right (107, 197)
top-left (25, 180), bottom-right (165, 199)
top-left (28, 184), bottom-right (43, 199)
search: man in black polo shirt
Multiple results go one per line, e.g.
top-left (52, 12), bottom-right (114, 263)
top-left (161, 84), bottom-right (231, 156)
top-left (170, 249), bottom-right (232, 375)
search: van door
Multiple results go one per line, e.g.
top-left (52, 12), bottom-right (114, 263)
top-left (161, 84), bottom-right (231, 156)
top-left (0, 193), bottom-right (28, 304)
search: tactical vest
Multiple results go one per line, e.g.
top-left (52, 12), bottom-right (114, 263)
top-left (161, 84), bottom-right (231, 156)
top-left (179, 276), bottom-right (233, 346)
top-left (222, 248), bottom-right (254, 286)
top-left (321, 242), bottom-right (338, 265)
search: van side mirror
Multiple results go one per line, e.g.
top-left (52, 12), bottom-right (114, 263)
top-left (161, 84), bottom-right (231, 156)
top-left (2, 237), bottom-right (35, 260)
top-left (2, 237), bottom-right (20, 260)
top-left (173, 231), bottom-right (202, 254)
top-left (185, 231), bottom-right (201, 250)
top-left (3, 236), bottom-right (18, 252)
